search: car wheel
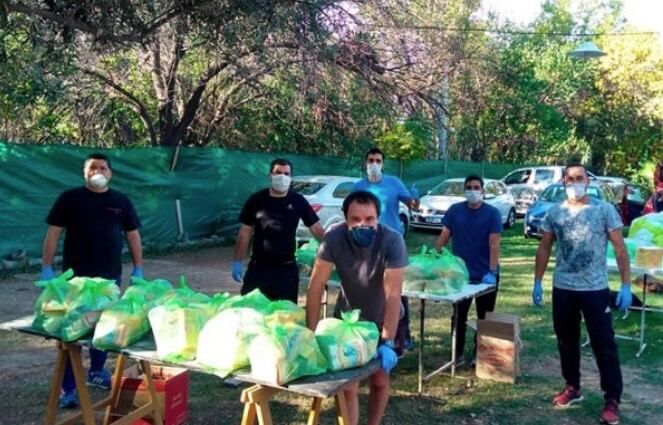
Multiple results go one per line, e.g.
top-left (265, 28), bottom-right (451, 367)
top-left (400, 214), bottom-right (409, 238)
top-left (505, 208), bottom-right (516, 229)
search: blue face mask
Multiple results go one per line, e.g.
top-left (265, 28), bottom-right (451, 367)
top-left (350, 225), bottom-right (376, 247)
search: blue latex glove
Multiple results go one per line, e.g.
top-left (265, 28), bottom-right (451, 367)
top-left (40, 266), bottom-right (55, 280)
top-left (532, 278), bottom-right (543, 306)
top-left (410, 184), bottom-right (420, 201)
top-left (615, 283), bottom-right (632, 311)
top-left (131, 266), bottom-right (144, 279)
top-left (481, 272), bottom-right (497, 285)
top-left (377, 342), bottom-right (398, 373)
top-left (232, 260), bottom-right (243, 283)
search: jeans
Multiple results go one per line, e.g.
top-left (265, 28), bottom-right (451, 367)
top-left (450, 276), bottom-right (499, 358)
top-left (552, 287), bottom-right (622, 402)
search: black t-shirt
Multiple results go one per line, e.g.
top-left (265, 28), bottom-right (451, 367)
top-left (46, 187), bottom-right (141, 279)
top-left (239, 188), bottom-right (319, 264)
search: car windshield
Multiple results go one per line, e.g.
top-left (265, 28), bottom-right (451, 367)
top-left (429, 181), bottom-right (465, 196)
top-left (539, 185), bottom-right (602, 202)
top-left (291, 181), bottom-right (325, 195)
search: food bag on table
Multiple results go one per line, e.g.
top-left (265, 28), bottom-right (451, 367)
top-left (404, 246), bottom-right (468, 295)
top-left (123, 277), bottom-right (173, 305)
top-left (60, 276), bottom-right (120, 341)
top-left (314, 310), bottom-right (379, 371)
top-left (264, 299), bottom-right (306, 326)
top-left (628, 212), bottom-right (663, 247)
top-left (32, 269), bottom-right (75, 334)
top-left (248, 322), bottom-right (328, 385)
top-left (93, 293), bottom-right (149, 349)
top-left (219, 288), bottom-right (272, 313)
top-left (196, 307), bottom-right (267, 377)
top-left (296, 239), bottom-right (319, 275)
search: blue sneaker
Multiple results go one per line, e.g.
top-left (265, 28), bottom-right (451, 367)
top-left (87, 369), bottom-right (111, 390)
top-left (59, 390), bottom-right (78, 409)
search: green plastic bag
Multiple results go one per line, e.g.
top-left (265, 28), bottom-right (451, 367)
top-left (264, 299), bottom-right (306, 326)
top-left (404, 246), bottom-right (468, 295)
top-left (249, 322), bottom-right (328, 385)
top-left (60, 277), bottom-right (121, 341)
top-left (92, 293), bottom-right (149, 350)
top-left (628, 212), bottom-right (663, 247)
top-left (296, 239), bottom-right (319, 275)
top-left (32, 269), bottom-right (75, 334)
top-left (219, 289), bottom-right (272, 313)
top-left (123, 278), bottom-right (173, 304)
top-left (314, 310), bottom-right (379, 371)
top-left (196, 307), bottom-right (267, 377)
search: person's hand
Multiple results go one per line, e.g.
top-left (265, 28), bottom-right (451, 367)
top-left (481, 272), bottom-right (497, 285)
top-left (615, 283), bottom-right (632, 311)
top-left (131, 266), bottom-right (144, 280)
top-left (377, 342), bottom-right (398, 373)
top-left (40, 266), bottom-right (55, 280)
top-left (232, 260), bottom-right (243, 283)
top-left (532, 278), bottom-right (543, 306)
top-left (410, 184), bottom-right (419, 201)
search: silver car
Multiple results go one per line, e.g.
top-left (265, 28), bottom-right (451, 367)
top-left (292, 175), bottom-right (411, 241)
top-left (410, 178), bottom-right (516, 230)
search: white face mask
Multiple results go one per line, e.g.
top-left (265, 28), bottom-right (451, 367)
top-left (367, 163), bottom-right (382, 180)
top-left (271, 174), bottom-right (291, 193)
top-left (88, 173), bottom-right (108, 190)
top-left (565, 183), bottom-right (587, 200)
top-left (465, 190), bottom-right (482, 204)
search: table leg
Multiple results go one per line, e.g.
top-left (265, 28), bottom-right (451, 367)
top-left (140, 360), bottom-right (163, 425)
top-left (451, 304), bottom-right (458, 378)
top-left (418, 299), bottom-right (425, 395)
top-left (334, 391), bottom-right (350, 425)
top-left (45, 342), bottom-right (68, 425)
top-left (240, 387), bottom-right (258, 425)
top-left (636, 275), bottom-right (648, 357)
top-left (102, 355), bottom-right (126, 425)
top-left (307, 397), bottom-right (322, 425)
top-left (68, 344), bottom-right (96, 425)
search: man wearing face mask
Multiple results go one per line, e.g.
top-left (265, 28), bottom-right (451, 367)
top-left (353, 147), bottom-right (419, 354)
top-left (434, 174), bottom-right (502, 366)
top-left (232, 158), bottom-right (324, 302)
top-left (40, 153), bottom-right (144, 409)
top-left (532, 163), bottom-right (631, 425)
top-left (306, 190), bottom-right (408, 425)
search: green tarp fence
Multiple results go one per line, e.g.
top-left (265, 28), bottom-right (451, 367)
top-left (0, 141), bottom-right (525, 259)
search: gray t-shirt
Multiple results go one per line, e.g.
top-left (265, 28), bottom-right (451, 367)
top-left (317, 223), bottom-right (408, 329)
top-left (541, 198), bottom-right (623, 291)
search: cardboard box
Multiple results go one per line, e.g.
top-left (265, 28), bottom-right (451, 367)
top-left (114, 364), bottom-right (188, 425)
top-left (476, 312), bottom-right (522, 384)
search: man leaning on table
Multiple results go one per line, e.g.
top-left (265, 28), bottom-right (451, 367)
top-left (306, 190), bottom-right (407, 425)
top-left (532, 163), bottom-right (631, 425)
top-left (434, 174), bottom-right (502, 366)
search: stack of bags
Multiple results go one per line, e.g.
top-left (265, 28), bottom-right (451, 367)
top-left (404, 246), bottom-right (469, 295)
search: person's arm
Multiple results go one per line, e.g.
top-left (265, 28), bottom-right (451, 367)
top-left (233, 224), bottom-right (252, 261)
top-left (608, 229), bottom-right (631, 284)
top-left (534, 231), bottom-right (555, 280)
top-left (126, 229), bottom-right (144, 267)
top-left (42, 225), bottom-right (63, 266)
top-left (309, 222), bottom-right (325, 242)
top-left (488, 232), bottom-right (500, 272)
top-left (381, 267), bottom-right (405, 341)
top-left (435, 226), bottom-right (451, 252)
top-left (305, 258), bottom-right (334, 331)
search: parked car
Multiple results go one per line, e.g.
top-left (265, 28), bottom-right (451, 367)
top-left (596, 176), bottom-right (651, 225)
top-left (523, 182), bottom-right (615, 238)
top-left (291, 175), bottom-right (411, 241)
top-left (410, 178), bottom-right (516, 230)
top-left (502, 166), bottom-right (600, 216)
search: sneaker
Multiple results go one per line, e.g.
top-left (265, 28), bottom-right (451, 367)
top-left (552, 385), bottom-right (583, 407)
top-left (600, 399), bottom-right (620, 425)
top-left (87, 369), bottom-right (112, 390)
top-left (59, 390), bottom-right (78, 409)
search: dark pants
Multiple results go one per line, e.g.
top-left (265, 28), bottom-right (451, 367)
top-left (62, 276), bottom-right (121, 393)
top-left (242, 260), bottom-right (300, 303)
top-left (552, 287), bottom-right (622, 402)
top-left (451, 276), bottom-right (499, 358)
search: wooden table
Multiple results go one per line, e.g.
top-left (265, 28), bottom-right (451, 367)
top-left (2, 315), bottom-right (380, 425)
top-left (402, 283), bottom-right (498, 395)
top-left (607, 260), bottom-right (663, 357)
top-left (0, 316), bottom-right (163, 425)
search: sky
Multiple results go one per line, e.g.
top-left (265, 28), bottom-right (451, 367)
top-left (477, 0), bottom-right (663, 37)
